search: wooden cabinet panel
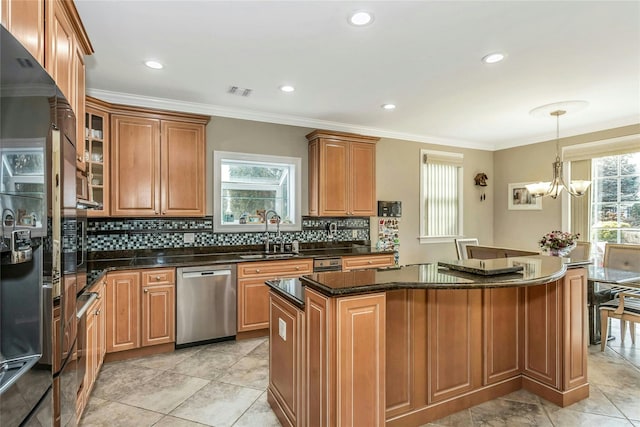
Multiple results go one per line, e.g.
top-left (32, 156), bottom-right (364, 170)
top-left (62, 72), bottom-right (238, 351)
top-left (46, 0), bottom-right (74, 104)
top-left (111, 115), bottom-right (161, 216)
top-left (428, 289), bottom-right (482, 404)
top-left (336, 293), bottom-right (386, 426)
top-left (1, 0), bottom-right (45, 65)
top-left (238, 259), bottom-right (313, 279)
top-left (483, 287), bottom-right (524, 384)
top-left (74, 41), bottom-right (86, 171)
top-left (161, 120), bottom-right (205, 216)
top-left (86, 99), bottom-right (110, 216)
top-left (306, 130), bottom-right (379, 217)
top-left (385, 290), bottom-right (413, 417)
top-left (141, 283), bottom-right (175, 346)
top-left (562, 268), bottom-right (588, 390)
top-left (320, 140), bottom-right (349, 215)
top-left (350, 142), bottom-right (376, 215)
top-left (269, 292), bottom-right (304, 426)
top-left (524, 280), bottom-right (560, 388)
top-left (142, 268), bottom-right (176, 287)
top-left (106, 271), bottom-right (140, 352)
top-left (342, 254), bottom-right (395, 271)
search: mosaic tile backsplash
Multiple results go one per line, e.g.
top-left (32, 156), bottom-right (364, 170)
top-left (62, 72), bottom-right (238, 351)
top-left (88, 216), bottom-right (370, 251)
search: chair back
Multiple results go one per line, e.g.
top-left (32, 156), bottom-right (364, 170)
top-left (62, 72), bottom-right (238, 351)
top-left (569, 241), bottom-right (591, 260)
top-left (455, 238), bottom-right (478, 260)
top-left (603, 243), bottom-right (640, 271)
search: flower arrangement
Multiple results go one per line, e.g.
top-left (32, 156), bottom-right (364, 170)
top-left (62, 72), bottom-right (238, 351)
top-left (538, 231), bottom-right (580, 256)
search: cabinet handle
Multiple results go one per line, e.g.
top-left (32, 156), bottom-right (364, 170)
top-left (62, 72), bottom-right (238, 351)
top-left (295, 266), bottom-right (300, 270)
top-left (156, 276), bottom-right (161, 280)
top-left (95, 309), bottom-right (100, 316)
top-left (256, 269), bottom-right (261, 273)
top-left (144, 289), bottom-right (149, 293)
top-left (368, 260), bottom-right (372, 264)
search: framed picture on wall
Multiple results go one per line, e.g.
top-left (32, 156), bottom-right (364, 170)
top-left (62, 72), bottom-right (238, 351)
top-left (508, 182), bottom-right (542, 210)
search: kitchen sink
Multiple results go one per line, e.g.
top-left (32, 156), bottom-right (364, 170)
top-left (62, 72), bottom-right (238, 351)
top-left (239, 253), bottom-right (297, 260)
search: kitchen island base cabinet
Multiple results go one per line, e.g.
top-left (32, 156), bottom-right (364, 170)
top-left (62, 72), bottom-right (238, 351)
top-left (280, 265), bottom-right (589, 427)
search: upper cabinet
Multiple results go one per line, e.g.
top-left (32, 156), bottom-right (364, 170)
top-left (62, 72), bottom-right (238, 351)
top-left (85, 97), bottom-right (110, 217)
top-left (1, 0), bottom-right (45, 65)
top-left (110, 106), bottom-right (209, 217)
top-left (45, 0), bottom-right (93, 171)
top-left (307, 130), bottom-right (378, 217)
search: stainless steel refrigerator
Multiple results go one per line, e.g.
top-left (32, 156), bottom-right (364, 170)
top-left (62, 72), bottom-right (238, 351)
top-left (1, 25), bottom-right (79, 427)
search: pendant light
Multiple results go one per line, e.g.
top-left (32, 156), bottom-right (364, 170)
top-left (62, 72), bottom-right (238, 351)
top-left (525, 109), bottom-right (591, 199)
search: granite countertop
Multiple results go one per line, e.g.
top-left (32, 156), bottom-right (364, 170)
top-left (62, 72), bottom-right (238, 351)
top-left (265, 278), bottom-right (305, 308)
top-left (300, 255), bottom-right (568, 297)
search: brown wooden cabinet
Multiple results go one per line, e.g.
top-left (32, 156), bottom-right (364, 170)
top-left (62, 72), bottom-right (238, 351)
top-left (106, 271), bottom-right (140, 353)
top-left (237, 259), bottom-right (312, 333)
top-left (341, 254), bottom-right (395, 271)
top-left (85, 97), bottom-right (110, 216)
top-left (111, 109), bottom-right (208, 217)
top-left (141, 269), bottom-right (176, 346)
top-left (307, 130), bottom-right (378, 217)
top-left (106, 268), bottom-right (175, 354)
top-left (1, 0), bottom-right (45, 65)
top-left (268, 291), bottom-right (305, 427)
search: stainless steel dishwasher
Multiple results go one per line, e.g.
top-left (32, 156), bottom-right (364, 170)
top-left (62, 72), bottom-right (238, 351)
top-left (176, 264), bottom-right (237, 347)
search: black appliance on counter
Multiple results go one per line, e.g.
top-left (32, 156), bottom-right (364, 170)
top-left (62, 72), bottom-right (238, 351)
top-left (1, 25), bottom-right (83, 427)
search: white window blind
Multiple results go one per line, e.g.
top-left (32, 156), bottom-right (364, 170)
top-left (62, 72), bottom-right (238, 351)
top-left (420, 149), bottom-right (463, 243)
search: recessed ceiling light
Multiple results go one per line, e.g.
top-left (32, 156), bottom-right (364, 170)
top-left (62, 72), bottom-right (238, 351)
top-left (381, 103), bottom-right (396, 110)
top-left (145, 60), bottom-right (163, 69)
top-left (349, 11), bottom-right (374, 26)
top-left (481, 52), bottom-right (505, 64)
top-left (280, 85), bottom-right (295, 93)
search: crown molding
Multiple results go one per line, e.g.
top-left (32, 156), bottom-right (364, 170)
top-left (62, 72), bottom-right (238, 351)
top-left (86, 88), bottom-right (488, 151)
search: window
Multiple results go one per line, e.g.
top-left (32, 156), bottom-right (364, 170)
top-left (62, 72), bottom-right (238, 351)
top-left (213, 151), bottom-right (301, 232)
top-left (419, 149), bottom-right (463, 243)
top-left (590, 152), bottom-right (640, 253)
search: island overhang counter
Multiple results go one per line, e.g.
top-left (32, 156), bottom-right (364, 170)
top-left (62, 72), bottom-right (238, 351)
top-left (266, 256), bottom-right (589, 427)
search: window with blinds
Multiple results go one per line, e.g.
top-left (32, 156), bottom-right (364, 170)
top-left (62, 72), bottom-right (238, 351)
top-left (419, 149), bottom-right (463, 243)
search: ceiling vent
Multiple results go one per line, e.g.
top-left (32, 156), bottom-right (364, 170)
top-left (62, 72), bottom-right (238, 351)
top-left (228, 86), bottom-right (252, 97)
top-left (16, 58), bottom-right (34, 69)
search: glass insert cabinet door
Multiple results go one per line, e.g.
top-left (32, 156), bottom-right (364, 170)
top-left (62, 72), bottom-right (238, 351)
top-left (84, 105), bottom-right (109, 215)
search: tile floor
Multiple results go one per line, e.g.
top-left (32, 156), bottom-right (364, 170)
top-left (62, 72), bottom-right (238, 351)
top-left (80, 323), bottom-right (640, 427)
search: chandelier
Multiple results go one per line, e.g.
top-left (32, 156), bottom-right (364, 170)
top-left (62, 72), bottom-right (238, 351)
top-left (525, 109), bottom-right (591, 199)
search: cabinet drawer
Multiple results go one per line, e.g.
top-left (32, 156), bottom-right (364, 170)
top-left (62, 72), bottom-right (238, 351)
top-left (238, 259), bottom-right (313, 279)
top-left (341, 254), bottom-right (394, 271)
top-left (142, 268), bottom-right (175, 287)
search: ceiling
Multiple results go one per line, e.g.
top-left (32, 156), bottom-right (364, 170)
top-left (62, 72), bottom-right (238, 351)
top-left (75, 1), bottom-right (640, 151)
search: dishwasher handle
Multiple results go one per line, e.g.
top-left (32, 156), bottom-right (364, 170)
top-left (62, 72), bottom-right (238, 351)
top-left (181, 269), bottom-right (232, 279)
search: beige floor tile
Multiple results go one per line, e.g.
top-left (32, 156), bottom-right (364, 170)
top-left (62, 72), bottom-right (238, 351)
top-left (172, 348), bottom-right (240, 380)
top-left (597, 383), bottom-right (640, 420)
top-left (499, 389), bottom-right (542, 405)
top-left (247, 340), bottom-right (269, 359)
top-left (127, 345), bottom-right (205, 371)
top-left (231, 391), bottom-right (281, 427)
top-left (79, 398), bottom-right (163, 427)
top-left (469, 398), bottom-right (552, 426)
top-left (542, 383), bottom-right (625, 418)
top-left (169, 381), bottom-right (262, 427)
top-left (152, 415), bottom-right (209, 426)
top-left (217, 355), bottom-right (269, 390)
top-left (115, 371), bottom-right (209, 414)
top-left (91, 363), bottom-right (162, 401)
top-left (546, 408), bottom-right (633, 426)
top-left (208, 337), bottom-right (266, 356)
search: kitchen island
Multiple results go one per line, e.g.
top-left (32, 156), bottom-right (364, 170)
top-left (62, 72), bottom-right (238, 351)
top-left (266, 256), bottom-right (589, 427)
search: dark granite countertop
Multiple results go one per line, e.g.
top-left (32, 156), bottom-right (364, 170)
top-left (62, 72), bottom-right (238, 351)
top-left (300, 255), bottom-right (568, 297)
top-left (265, 278), bottom-right (305, 308)
top-left (86, 245), bottom-right (394, 287)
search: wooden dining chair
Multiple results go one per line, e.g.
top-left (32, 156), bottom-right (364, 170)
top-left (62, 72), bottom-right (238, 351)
top-left (600, 292), bottom-right (640, 350)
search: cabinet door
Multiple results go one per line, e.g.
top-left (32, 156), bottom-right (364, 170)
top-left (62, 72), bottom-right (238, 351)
top-left (308, 140), bottom-right (319, 216)
top-left (97, 290), bottom-right (106, 368)
top-left (427, 289), bottom-right (482, 403)
top-left (319, 140), bottom-right (349, 216)
top-left (1, 0), bottom-right (45, 65)
top-left (74, 40), bottom-right (86, 171)
top-left (86, 103), bottom-right (110, 217)
top-left (111, 115), bottom-right (161, 216)
top-left (141, 283), bottom-right (175, 347)
top-left (46, 0), bottom-right (74, 103)
top-left (238, 279), bottom-right (270, 332)
top-left (161, 120), bottom-right (205, 216)
top-left (349, 142), bottom-right (376, 216)
top-left (483, 287), bottom-right (523, 385)
top-left (106, 272), bottom-right (140, 352)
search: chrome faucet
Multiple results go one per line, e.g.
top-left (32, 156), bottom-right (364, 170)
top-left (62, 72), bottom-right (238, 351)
top-left (263, 210), bottom-right (281, 253)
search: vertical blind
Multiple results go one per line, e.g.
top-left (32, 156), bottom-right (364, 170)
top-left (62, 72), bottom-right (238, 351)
top-left (422, 150), bottom-right (463, 237)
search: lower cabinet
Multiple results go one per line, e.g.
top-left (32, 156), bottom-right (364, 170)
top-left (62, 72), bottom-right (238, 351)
top-left (341, 254), bottom-right (394, 271)
top-left (237, 259), bottom-right (312, 333)
top-left (106, 268), bottom-right (175, 353)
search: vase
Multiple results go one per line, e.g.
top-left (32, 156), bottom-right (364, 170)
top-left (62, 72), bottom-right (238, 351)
top-left (548, 244), bottom-right (576, 257)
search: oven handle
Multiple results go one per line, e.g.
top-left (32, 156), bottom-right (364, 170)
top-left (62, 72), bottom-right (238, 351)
top-left (76, 292), bottom-right (98, 319)
top-left (76, 220), bottom-right (86, 268)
